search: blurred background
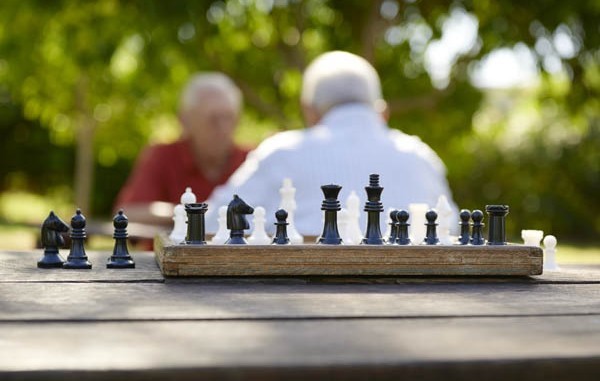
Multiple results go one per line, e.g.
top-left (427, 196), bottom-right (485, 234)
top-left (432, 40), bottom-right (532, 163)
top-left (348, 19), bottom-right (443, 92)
top-left (0, 0), bottom-right (598, 255)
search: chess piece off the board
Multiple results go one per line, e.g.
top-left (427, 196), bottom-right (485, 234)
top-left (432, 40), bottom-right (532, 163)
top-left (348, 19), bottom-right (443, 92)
top-left (38, 211), bottom-right (70, 268)
top-left (107, 209), bottom-right (135, 268)
top-left (225, 195), bottom-right (254, 244)
top-left (185, 203), bottom-right (208, 245)
top-left (63, 209), bottom-right (92, 269)
top-left (362, 174), bottom-right (385, 245)
top-left (522, 229), bottom-right (544, 247)
top-left (318, 184), bottom-right (343, 245)
top-left (543, 235), bottom-right (560, 271)
top-left (272, 209), bottom-right (291, 245)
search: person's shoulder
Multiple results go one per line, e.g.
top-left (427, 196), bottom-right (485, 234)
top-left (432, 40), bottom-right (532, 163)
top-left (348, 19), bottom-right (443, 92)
top-left (388, 129), bottom-right (447, 174)
top-left (249, 129), bottom-right (305, 161)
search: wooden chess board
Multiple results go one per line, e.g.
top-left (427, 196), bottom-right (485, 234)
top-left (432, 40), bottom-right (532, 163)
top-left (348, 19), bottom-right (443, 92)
top-left (154, 234), bottom-right (543, 277)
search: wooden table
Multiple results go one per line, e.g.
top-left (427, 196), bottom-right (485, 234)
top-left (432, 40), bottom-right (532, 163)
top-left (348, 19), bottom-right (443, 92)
top-left (1, 250), bottom-right (599, 380)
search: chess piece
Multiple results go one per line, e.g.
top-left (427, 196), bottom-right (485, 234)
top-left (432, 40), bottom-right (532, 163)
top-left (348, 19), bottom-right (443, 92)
top-left (543, 235), bottom-right (559, 271)
top-left (345, 191), bottom-right (363, 244)
top-left (63, 209), bottom-right (92, 269)
top-left (387, 210), bottom-right (399, 245)
top-left (423, 209), bottom-right (440, 245)
top-left (470, 209), bottom-right (485, 245)
top-left (338, 208), bottom-right (350, 243)
top-left (486, 205), bottom-right (509, 245)
top-left (362, 174), bottom-right (385, 245)
top-left (211, 206), bottom-right (229, 244)
top-left (436, 195), bottom-right (453, 245)
top-left (170, 187), bottom-right (197, 243)
top-left (279, 178), bottom-right (304, 244)
top-left (37, 211), bottom-right (69, 268)
top-left (383, 207), bottom-right (394, 241)
top-left (318, 184), bottom-right (343, 245)
top-left (458, 209), bottom-right (471, 245)
top-left (408, 203), bottom-right (428, 244)
top-left (396, 209), bottom-right (411, 245)
top-left (521, 229), bottom-right (544, 246)
top-left (248, 206), bottom-right (271, 245)
top-left (181, 187), bottom-right (197, 204)
top-left (225, 195), bottom-right (254, 244)
top-left (107, 209), bottom-right (135, 268)
top-left (185, 203), bottom-right (208, 245)
top-left (272, 209), bottom-right (291, 245)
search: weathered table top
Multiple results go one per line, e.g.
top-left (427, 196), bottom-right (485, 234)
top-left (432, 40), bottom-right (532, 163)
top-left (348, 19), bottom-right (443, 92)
top-left (1, 250), bottom-right (599, 380)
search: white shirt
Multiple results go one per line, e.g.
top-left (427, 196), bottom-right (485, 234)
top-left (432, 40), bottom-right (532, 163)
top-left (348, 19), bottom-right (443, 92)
top-left (205, 103), bottom-right (457, 235)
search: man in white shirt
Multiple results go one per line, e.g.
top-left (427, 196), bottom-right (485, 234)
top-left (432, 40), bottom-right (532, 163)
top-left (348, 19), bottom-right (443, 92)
top-left (205, 51), bottom-right (457, 235)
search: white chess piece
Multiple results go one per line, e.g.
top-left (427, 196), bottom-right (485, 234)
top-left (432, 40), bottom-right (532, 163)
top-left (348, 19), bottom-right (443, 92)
top-left (338, 208), bottom-right (349, 243)
top-left (169, 187), bottom-right (197, 243)
top-left (435, 195), bottom-right (453, 245)
top-left (210, 206), bottom-right (229, 245)
top-left (279, 178), bottom-right (304, 244)
top-left (408, 203), bottom-right (428, 244)
top-left (248, 206), bottom-right (271, 245)
top-left (345, 190), bottom-right (363, 244)
top-left (521, 229), bottom-right (544, 246)
top-left (543, 235), bottom-right (559, 271)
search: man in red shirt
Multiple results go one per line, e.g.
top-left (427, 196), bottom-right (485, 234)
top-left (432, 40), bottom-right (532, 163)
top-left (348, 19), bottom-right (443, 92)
top-left (115, 73), bottom-right (249, 225)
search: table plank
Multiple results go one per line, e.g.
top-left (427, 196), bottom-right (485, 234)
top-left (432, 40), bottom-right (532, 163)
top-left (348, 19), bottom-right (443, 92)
top-left (2, 282), bottom-right (600, 321)
top-left (1, 316), bottom-right (600, 380)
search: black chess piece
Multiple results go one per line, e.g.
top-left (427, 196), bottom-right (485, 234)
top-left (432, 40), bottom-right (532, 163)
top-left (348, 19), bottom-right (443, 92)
top-left (458, 209), bottom-right (471, 245)
top-left (470, 209), bottom-right (485, 245)
top-left (107, 209), bottom-right (135, 268)
top-left (272, 209), bottom-right (291, 245)
top-left (362, 174), bottom-right (385, 245)
top-left (387, 210), bottom-right (399, 245)
top-left (486, 205), bottom-right (509, 245)
top-left (423, 209), bottom-right (440, 245)
top-left (396, 209), bottom-right (411, 245)
top-left (185, 203), bottom-right (209, 245)
top-left (63, 209), bottom-right (92, 269)
top-left (37, 211), bottom-right (69, 268)
top-left (318, 184), bottom-right (343, 245)
top-left (225, 195), bottom-right (254, 244)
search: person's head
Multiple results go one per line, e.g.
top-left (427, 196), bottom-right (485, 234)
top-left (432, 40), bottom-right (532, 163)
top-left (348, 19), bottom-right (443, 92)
top-left (300, 51), bottom-right (388, 126)
top-left (179, 73), bottom-right (242, 160)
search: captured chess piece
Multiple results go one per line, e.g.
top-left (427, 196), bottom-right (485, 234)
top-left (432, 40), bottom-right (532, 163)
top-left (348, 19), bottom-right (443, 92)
top-left (486, 205), bottom-right (509, 245)
top-left (396, 209), bottom-right (411, 245)
top-left (458, 209), bottom-right (471, 245)
top-left (470, 209), bottom-right (485, 245)
top-left (63, 209), bottom-right (92, 269)
top-left (522, 229), bottom-right (544, 247)
top-left (423, 209), bottom-right (440, 245)
top-left (225, 194), bottom-right (254, 245)
top-left (387, 210), bottom-right (399, 245)
top-left (362, 174), bottom-right (385, 245)
top-left (185, 203), bottom-right (208, 245)
top-left (543, 235), bottom-right (559, 271)
top-left (318, 184), bottom-right (343, 245)
top-left (107, 209), bottom-right (135, 268)
top-left (247, 206), bottom-right (271, 245)
top-left (272, 209), bottom-right (291, 245)
top-left (38, 211), bottom-right (70, 268)
top-left (169, 187), bottom-right (197, 243)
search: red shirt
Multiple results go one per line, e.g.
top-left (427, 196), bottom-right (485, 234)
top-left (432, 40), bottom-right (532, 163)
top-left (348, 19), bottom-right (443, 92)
top-left (115, 139), bottom-right (249, 207)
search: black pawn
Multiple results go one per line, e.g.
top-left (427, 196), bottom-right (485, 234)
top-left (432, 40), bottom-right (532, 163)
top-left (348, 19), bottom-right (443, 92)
top-left (185, 203), bottom-right (208, 245)
top-left (37, 211), bottom-right (69, 268)
top-left (486, 205), bottom-right (509, 245)
top-left (396, 209), bottom-right (411, 245)
top-left (470, 209), bottom-right (485, 245)
top-left (423, 209), bottom-right (440, 245)
top-left (318, 184), bottom-right (343, 245)
top-left (107, 209), bottom-right (135, 268)
top-left (63, 209), bottom-right (92, 269)
top-left (272, 209), bottom-right (291, 245)
top-left (458, 209), bottom-right (471, 245)
top-left (362, 174), bottom-right (385, 245)
top-left (387, 210), bottom-right (399, 245)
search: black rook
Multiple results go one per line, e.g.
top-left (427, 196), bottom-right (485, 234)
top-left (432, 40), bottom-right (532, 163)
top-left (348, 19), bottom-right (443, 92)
top-left (486, 205), bottom-right (509, 245)
top-left (185, 203), bottom-right (208, 245)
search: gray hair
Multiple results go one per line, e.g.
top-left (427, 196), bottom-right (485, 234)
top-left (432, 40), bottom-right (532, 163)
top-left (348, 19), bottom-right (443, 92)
top-left (180, 72), bottom-right (243, 113)
top-left (301, 51), bottom-right (384, 115)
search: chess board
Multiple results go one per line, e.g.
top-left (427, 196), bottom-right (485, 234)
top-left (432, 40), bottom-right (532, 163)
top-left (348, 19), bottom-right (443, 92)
top-left (154, 234), bottom-right (543, 277)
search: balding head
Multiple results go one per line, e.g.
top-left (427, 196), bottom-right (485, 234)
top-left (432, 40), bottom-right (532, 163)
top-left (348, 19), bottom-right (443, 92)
top-left (301, 51), bottom-right (385, 123)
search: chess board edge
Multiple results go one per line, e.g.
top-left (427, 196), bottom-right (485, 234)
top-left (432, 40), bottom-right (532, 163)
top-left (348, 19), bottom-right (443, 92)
top-left (154, 234), bottom-right (543, 277)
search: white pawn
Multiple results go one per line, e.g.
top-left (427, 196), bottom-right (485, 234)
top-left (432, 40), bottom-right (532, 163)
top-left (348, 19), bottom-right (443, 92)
top-left (409, 203), bottom-right (428, 244)
top-left (345, 190), bottom-right (363, 245)
top-left (248, 206), bottom-right (271, 245)
top-left (338, 208), bottom-right (350, 243)
top-left (543, 235), bottom-right (559, 271)
top-left (279, 178), bottom-right (304, 244)
top-left (210, 206), bottom-right (229, 245)
top-left (521, 229), bottom-right (544, 247)
top-left (435, 195), bottom-right (453, 245)
top-left (169, 186), bottom-right (197, 243)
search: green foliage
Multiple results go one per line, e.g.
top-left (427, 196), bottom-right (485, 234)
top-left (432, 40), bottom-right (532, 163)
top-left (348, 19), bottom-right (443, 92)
top-left (0, 0), bottom-right (598, 241)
